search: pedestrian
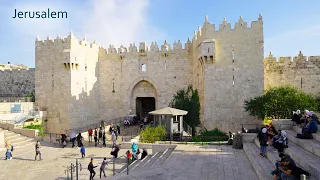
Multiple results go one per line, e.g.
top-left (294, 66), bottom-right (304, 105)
top-left (110, 144), bottom-right (120, 158)
top-left (4, 141), bottom-right (12, 160)
top-left (61, 131), bottom-right (67, 148)
top-left (99, 157), bottom-right (108, 178)
top-left (88, 158), bottom-right (97, 180)
top-left (70, 131), bottom-right (77, 148)
top-left (117, 123), bottom-right (120, 135)
top-left (94, 129), bottom-right (98, 147)
top-left (111, 131), bottom-right (116, 146)
top-left (88, 129), bottom-right (93, 143)
top-left (35, 141), bottom-right (42, 161)
top-left (77, 133), bottom-right (83, 147)
top-left (102, 132), bottom-right (106, 147)
top-left (80, 145), bottom-right (85, 158)
top-left (98, 127), bottom-right (102, 144)
top-left (257, 127), bottom-right (268, 157)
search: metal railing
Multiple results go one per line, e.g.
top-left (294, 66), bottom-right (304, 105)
top-left (240, 124), bottom-right (264, 133)
top-left (0, 96), bottom-right (34, 102)
top-left (183, 120), bottom-right (193, 136)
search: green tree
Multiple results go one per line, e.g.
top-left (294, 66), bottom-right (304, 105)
top-left (169, 85), bottom-right (200, 135)
top-left (139, 125), bottom-right (167, 143)
top-left (244, 86), bottom-right (318, 119)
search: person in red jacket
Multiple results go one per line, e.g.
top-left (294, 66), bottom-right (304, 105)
top-left (88, 129), bottom-right (93, 143)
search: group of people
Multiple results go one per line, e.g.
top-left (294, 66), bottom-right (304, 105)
top-left (4, 140), bottom-right (42, 161)
top-left (258, 124), bottom-right (288, 157)
top-left (292, 110), bottom-right (319, 139)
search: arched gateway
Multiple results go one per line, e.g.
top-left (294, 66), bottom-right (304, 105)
top-left (128, 77), bottom-right (159, 120)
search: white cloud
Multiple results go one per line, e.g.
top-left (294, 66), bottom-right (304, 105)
top-left (4, 0), bottom-right (166, 66)
top-left (81, 0), bottom-right (166, 47)
top-left (265, 25), bottom-right (320, 57)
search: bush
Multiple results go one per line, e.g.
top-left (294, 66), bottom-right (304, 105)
top-left (139, 125), bottom-right (167, 143)
top-left (189, 128), bottom-right (229, 142)
top-left (244, 86), bottom-right (318, 119)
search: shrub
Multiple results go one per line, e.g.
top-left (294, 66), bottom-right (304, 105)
top-left (189, 128), bottom-right (228, 142)
top-left (139, 125), bottom-right (167, 143)
top-left (244, 86), bottom-right (318, 119)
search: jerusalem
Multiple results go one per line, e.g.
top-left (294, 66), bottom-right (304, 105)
top-left (0, 0), bottom-right (319, 180)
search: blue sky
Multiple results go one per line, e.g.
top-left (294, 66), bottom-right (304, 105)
top-left (0, 0), bottom-right (320, 67)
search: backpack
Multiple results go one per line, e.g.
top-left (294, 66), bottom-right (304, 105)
top-left (11, 145), bottom-right (14, 152)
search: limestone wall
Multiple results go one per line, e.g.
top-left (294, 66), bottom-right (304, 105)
top-left (98, 45), bottom-right (192, 122)
top-left (192, 15), bottom-right (264, 132)
top-left (264, 52), bottom-right (320, 97)
top-left (0, 69), bottom-right (35, 97)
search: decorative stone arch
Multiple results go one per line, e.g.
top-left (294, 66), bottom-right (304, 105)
top-left (127, 76), bottom-right (160, 118)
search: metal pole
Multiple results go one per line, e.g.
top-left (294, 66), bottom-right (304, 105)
top-left (70, 164), bottom-right (73, 180)
top-left (113, 157), bottom-right (115, 176)
top-left (126, 157), bottom-right (129, 175)
top-left (76, 159), bottom-right (78, 180)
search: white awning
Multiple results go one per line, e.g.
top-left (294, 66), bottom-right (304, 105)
top-left (148, 107), bottom-right (188, 116)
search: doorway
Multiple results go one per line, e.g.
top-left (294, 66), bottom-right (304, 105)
top-left (136, 97), bottom-right (155, 121)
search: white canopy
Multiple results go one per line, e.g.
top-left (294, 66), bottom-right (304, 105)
top-left (148, 107), bottom-right (188, 116)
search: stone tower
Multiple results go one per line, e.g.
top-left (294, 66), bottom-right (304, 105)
top-left (190, 15), bottom-right (264, 132)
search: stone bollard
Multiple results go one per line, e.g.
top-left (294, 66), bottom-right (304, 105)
top-left (232, 132), bottom-right (243, 149)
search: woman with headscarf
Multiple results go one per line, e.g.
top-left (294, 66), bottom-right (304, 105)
top-left (257, 128), bottom-right (268, 157)
top-left (274, 130), bottom-right (287, 153)
top-left (292, 110), bottom-right (302, 125)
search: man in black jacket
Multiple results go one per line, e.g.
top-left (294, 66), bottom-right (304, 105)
top-left (88, 158), bottom-right (97, 180)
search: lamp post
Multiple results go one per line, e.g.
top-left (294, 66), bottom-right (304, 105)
top-left (112, 78), bottom-right (115, 93)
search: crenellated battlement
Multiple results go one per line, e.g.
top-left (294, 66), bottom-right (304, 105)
top-left (192, 14), bottom-right (263, 42)
top-left (264, 51), bottom-right (320, 71)
top-left (36, 30), bottom-right (100, 49)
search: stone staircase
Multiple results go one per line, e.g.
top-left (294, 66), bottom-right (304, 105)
top-left (0, 128), bottom-right (37, 155)
top-left (244, 124), bottom-right (320, 180)
top-left (117, 148), bottom-right (175, 176)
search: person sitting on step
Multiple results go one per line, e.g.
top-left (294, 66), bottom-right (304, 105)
top-left (141, 148), bottom-right (148, 160)
top-left (297, 112), bottom-right (318, 139)
top-left (291, 110), bottom-right (302, 126)
top-left (273, 130), bottom-right (288, 153)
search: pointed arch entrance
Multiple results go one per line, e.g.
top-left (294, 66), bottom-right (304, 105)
top-left (129, 79), bottom-right (158, 121)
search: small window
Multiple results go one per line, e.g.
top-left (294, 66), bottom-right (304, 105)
top-left (232, 50), bottom-right (235, 61)
top-left (141, 64), bottom-right (147, 72)
top-left (164, 61), bottom-right (167, 70)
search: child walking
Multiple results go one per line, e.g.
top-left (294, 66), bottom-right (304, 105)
top-left (80, 145), bottom-right (86, 158)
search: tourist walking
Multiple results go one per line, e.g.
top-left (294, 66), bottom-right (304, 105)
top-left (99, 157), bottom-right (108, 178)
top-left (94, 129), bottom-right (98, 147)
top-left (117, 123), bottom-right (120, 135)
top-left (102, 132), bottom-right (106, 147)
top-left (88, 129), bottom-right (93, 143)
top-left (257, 128), bottom-right (268, 157)
top-left (98, 127), bottom-right (102, 144)
top-left (77, 133), bottom-right (83, 147)
top-left (88, 158), bottom-right (97, 180)
top-left (4, 141), bottom-right (12, 160)
top-left (70, 131), bottom-right (77, 148)
top-left (61, 131), bottom-right (67, 148)
top-left (80, 145), bottom-right (85, 158)
top-left (111, 131), bottom-right (116, 146)
top-left (35, 141), bottom-right (42, 161)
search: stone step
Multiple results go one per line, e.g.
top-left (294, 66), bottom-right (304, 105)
top-left (293, 126), bottom-right (320, 142)
top-left (143, 151), bottom-right (162, 169)
top-left (129, 155), bottom-right (152, 172)
top-left (5, 135), bottom-right (27, 142)
top-left (254, 138), bottom-right (319, 180)
top-left (243, 143), bottom-right (274, 180)
top-left (150, 148), bottom-right (175, 168)
top-left (286, 130), bottom-right (320, 158)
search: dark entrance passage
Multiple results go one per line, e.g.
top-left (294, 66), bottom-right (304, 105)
top-left (136, 97), bottom-right (155, 121)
